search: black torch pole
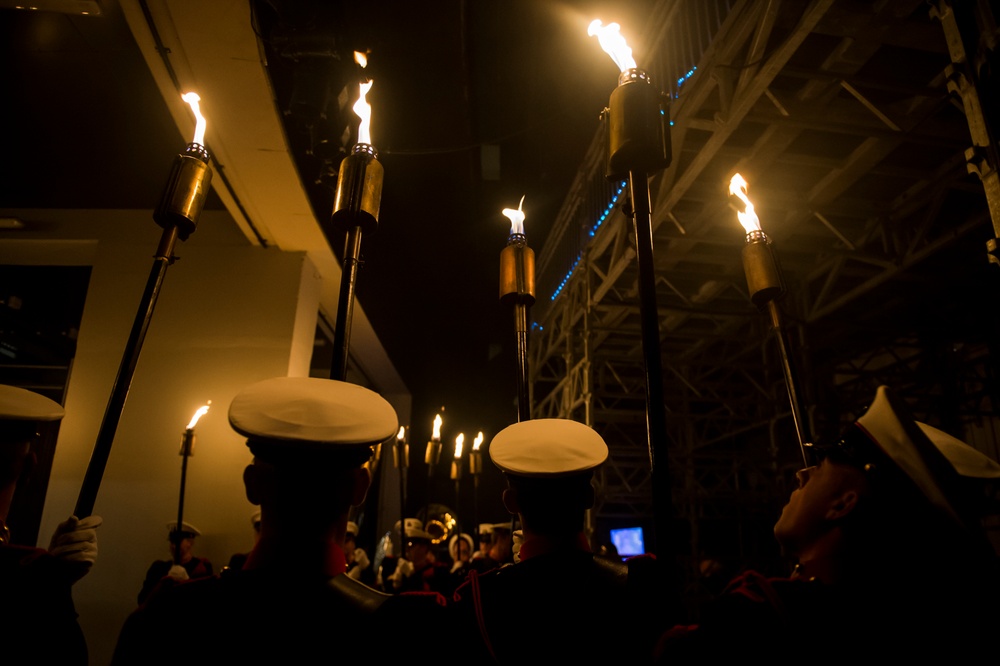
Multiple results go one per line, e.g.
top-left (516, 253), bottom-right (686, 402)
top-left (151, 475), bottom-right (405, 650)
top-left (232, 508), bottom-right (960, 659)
top-left (500, 234), bottom-right (535, 422)
top-left (628, 169), bottom-right (674, 556)
top-left (741, 232), bottom-right (810, 466)
top-left (174, 428), bottom-right (194, 564)
top-left (75, 143), bottom-right (212, 518)
top-left (604, 68), bottom-right (674, 556)
top-left (329, 143), bottom-right (382, 381)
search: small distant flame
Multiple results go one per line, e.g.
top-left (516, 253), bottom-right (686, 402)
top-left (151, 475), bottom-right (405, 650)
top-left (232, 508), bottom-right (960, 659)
top-left (588, 20), bottom-right (636, 72)
top-left (729, 173), bottom-right (762, 234)
top-left (473, 431), bottom-right (484, 451)
top-left (354, 51), bottom-right (368, 68)
top-left (181, 92), bottom-right (207, 146)
top-left (432, 414), bottom-right (443, 441)
top-left (397, 426), bottom-right (406, 442)
top-left (502, 195), bottom-right (526, 236)
top-left (454, 433), bottom-right (465, 459)
top-left (186, 401), bottom-right (211, 430)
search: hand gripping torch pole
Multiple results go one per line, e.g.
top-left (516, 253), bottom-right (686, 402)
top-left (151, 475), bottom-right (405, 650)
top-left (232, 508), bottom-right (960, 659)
top-left (74, 140), bottom-right (212, 518)
top-left (603, 66), bottom-right (674, 556)
top-left (329, 143), bottom-right (383, 381)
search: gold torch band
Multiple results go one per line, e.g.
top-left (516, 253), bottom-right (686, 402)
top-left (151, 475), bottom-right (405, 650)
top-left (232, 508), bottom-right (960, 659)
top-left (332, 143), bottom-right (383, 234)
top-left (154, 144), bottom-right (213, 241)
top-left (500, 236), bottom-right (536, 305)
top-left (742, 233), bottom-right (784, 308)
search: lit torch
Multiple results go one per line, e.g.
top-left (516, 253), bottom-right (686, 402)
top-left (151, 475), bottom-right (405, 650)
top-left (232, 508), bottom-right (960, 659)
top-left (590, 20), bottom-right (673, 556)
top-left (329, 51), bottom-right (383, 381)
top-left (175, 401), bottom-right (211, 564)
top-left (75, 92), bottom-right (214, 519)
top-left (394, 425), bottom-right (409, 548)
top-left (423, 413), bottom-right (445, 535)
top-left (729, 173), bottom-right (810, 465)
top-left (451, 433), bottom-right (465, 481)
top-left (500, 196), bottom-right (535, 422)
top-left (470, 431), bottom-right (484, 535)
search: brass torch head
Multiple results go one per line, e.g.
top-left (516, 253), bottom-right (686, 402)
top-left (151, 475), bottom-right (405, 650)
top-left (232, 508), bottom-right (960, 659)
top-left (500, 234), bottom-right (536, 305)
top-left (605, 69), bottom-right (671, 181)
top-left (425, 440), bottom-right (442, 465)
top-left (154, 143), bottom-right (213, 241)
top-left (332, 143), bottom-right (383, 234)
top-left (450, 459), bottom-right (463, 481)
top-left (469, 450), bottom-right (482, 475)
top-left (179, 429), bottom-right (195, 457)
top-left (742, 231), bottom-right (784, 308)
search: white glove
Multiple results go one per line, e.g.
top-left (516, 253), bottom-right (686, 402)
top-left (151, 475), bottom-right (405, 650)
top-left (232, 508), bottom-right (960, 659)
top-left (167, 564), bottom-right (190, 581)
top-left (48, 515), bottom-right (102, 579)
top-left (388, 557), bottom-right (414, 588)
top-left (353, 548), bottom-right (370, 571)
top-left (512, 530), bottom-right (524, 564)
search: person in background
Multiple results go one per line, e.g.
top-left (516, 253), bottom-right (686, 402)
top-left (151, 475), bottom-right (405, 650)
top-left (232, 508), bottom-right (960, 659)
top-left (472, 522), bottom-right (493, 560)
top-left (0, 385), bottom-right (102, 665)
top-left (137, 521), bottom-right (213, 604)
top-left (345, 519), bottom-right (373, 585)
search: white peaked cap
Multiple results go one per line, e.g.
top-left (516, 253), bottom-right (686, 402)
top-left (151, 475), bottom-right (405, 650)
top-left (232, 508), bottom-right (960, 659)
top-left (489, 418), bottom-right (608, 477)
top-left (229, 377), bottom-right (398, 448)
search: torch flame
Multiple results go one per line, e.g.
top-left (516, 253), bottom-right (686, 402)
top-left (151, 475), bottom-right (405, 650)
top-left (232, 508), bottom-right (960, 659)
top-left (354, 80), bottom-right (374, 146)
top-left (181, 92), bottom-right (207, 146)
top-left (432, 414), bottom-right (443, 441)
top-left (502, 195), bottom-right (526, 236)
top-left (454, 433), bottom-right (465, 459)
top-left (186, 401), bottom-right (211, 430)
top-left (473, 431), bottom-right (484, 451)
top-left (729, 173), bottom-right (762, 234)
top-left (354, 50), bottom-right (368, 68)
top-left (588, 20), bottom-right (636, 72)
top-left (397, 426), bottom-right (406, 442)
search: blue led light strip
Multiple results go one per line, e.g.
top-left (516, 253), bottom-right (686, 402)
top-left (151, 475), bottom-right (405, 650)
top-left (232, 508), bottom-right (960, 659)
top-left (550, 180), bottom-right (627, 301)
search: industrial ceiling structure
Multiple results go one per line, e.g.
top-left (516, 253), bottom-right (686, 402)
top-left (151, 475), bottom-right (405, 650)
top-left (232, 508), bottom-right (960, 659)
top-left (529, 0), bottom-right (1000, 565)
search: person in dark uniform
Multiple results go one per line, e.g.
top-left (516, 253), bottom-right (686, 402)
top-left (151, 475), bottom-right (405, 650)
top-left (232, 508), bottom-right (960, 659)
top-left (225, 510), bottom-right (261, 572)
top-left (655, 385), bottom-right (1000, 663)
top-left (0, 385), bottom-right (102, 665)
top-left (449, 418), bottom-right (668, 665)
top-left (112, 376), bottom-right (399, 665)
top-left (136, 521), bottom-right (213, 604)
top-left (386, 518), bottom-right (453, 594)
top-left (344, 520), bottom-right (374, 586)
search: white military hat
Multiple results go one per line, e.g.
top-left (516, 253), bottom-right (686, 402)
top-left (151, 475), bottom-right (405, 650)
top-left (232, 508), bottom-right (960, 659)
top-left (854, 385), bottom-right (999, 521)
top-left (489, 418), bottom-right (608, 477)
top-left (448, 533), bottom-right (474, 559)
top-left (167, 521), bottom-right (201, 537)
top-left (228, 377), bottom-right (398, 450)
top-left (916, 422), bottom-right (1000, 479)
top-left (478, 523), bottom-right (494, 536)
top-left (346, 521), bottom-right (360, 537)
top-left (394, 517), bottom-right (432, 540)
top-left (0, 385), bottom-right (64, 422)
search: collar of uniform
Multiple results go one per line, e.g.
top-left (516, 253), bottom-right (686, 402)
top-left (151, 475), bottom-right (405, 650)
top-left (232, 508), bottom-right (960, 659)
top-left (243, 536), bottom-right (348, 577)
top-left (517, 531), bottom-right (591, 562)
